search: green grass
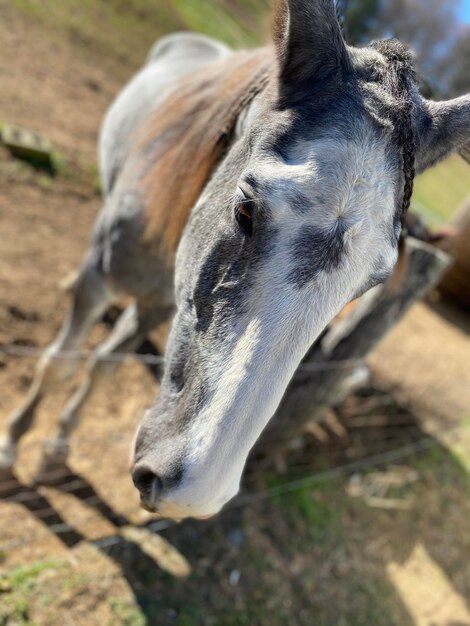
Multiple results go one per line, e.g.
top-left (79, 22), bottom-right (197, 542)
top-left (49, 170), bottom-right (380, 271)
top-left (268, 474), bottom-right (343, 544)
top-left (0, 558), bottom-right (62, 591)
top-left (108, 598), bottom-right (147, 626)
top-left (0, 559), bottom-right (63, 626)
top-left (171, 0), bottom-right (268, 47)
top-left (413, 154), bottom-right (470, 224)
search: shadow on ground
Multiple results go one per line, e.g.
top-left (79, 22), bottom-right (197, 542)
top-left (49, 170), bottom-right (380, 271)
top-left (1, 383), bottom-right (468, 626)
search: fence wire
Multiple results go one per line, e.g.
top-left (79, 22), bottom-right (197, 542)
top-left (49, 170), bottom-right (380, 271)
top-left (0, 426), bottom-right (462, 556)
top-left (0, 343), bottom-right (465, 562)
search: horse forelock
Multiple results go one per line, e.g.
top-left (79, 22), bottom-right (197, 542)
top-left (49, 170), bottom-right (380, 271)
top-left (132, 49), bottom-right (273, 257)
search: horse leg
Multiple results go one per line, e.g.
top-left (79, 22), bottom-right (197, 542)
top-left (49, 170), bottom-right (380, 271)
top-left (38, 298), bottom-right (171, 472)
top-left (0, 257), bottom-right (112, 473)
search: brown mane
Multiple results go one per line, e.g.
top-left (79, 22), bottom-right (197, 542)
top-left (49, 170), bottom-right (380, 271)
top-left (132, 49), bottom-right (273, 258)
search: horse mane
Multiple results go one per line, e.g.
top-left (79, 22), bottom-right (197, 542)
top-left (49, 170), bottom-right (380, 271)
top-left (134, 49), bottom-right (273, 256)
top-left (369, 39), bottom-right (417, 224)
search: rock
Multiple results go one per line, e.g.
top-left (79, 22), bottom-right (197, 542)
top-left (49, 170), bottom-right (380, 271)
top-left (0, 123), bottom-right (56, 170)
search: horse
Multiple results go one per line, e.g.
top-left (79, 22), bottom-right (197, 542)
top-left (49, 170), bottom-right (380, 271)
top-left (1, 0), bottom-right (469, 520)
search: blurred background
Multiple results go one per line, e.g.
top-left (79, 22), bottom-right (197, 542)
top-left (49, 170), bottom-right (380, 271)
top-left (0, 1), bottom-right (469, 625)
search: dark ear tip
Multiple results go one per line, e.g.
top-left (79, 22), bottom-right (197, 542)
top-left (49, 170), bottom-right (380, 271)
top-left (272, 0), bottom-right (349, 88)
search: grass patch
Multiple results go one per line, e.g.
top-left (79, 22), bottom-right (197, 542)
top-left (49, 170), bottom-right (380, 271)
top-left (0, 558), bottom-right (63, 626)
top-left (108, 598), bottom-right (147, 626)
top-left (329, 579), bottom-right (413, 626)
top-left (0, 558), bottom-right (62, 591)
top-left (171, 0), bottom-right (263, 47)
top-left (268, 474), bottom-right (343, 544)
top-left (413, 154), bottom-right (470, 224)
top-left (12, 0), bottom-right (45, 19)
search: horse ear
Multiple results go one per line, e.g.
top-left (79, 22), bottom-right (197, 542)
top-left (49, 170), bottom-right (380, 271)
top-left (415, 96), bottom-right (470, 173)
top-left (273, 0), bottom-right (350, 88)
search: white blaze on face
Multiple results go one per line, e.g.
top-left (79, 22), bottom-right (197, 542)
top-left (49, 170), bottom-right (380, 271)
top-left (166, 133), bottom-right (399, 517)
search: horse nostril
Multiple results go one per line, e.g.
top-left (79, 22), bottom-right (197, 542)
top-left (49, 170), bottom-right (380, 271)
top-left (132, 465), bottom-right (163, 505)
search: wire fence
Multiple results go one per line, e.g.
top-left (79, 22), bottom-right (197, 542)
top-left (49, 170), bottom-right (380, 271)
top-left (0, 425), bottom-right (462, 556)
top-left (0, 340), bottom-right (466, 564)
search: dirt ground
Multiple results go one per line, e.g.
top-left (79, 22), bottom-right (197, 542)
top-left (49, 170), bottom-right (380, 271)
top-left (0, 3), bottom-right (469, 625)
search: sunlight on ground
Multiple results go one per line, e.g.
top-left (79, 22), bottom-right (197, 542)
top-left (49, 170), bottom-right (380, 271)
top-left (120, 526), bottom-right (191, 578)
top-left (387, 543), bottom-right (470, 626)
top-left (438, 422), bottom-right (470, 473)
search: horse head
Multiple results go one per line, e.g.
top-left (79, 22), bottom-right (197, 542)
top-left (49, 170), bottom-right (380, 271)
top-left (132, 0), bottom-right (470, 519)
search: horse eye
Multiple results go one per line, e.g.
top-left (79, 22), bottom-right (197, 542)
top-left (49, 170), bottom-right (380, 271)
top-left (235, 199), bottom-right (254, 237)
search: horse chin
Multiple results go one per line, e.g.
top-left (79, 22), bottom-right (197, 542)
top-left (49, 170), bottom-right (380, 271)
top-left (140, 496), bottom-right (224, 521)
